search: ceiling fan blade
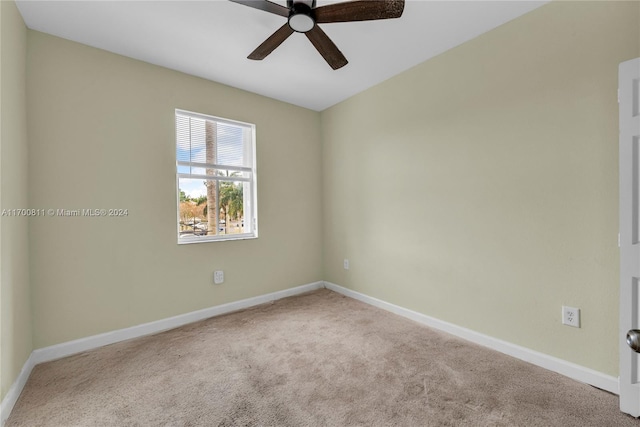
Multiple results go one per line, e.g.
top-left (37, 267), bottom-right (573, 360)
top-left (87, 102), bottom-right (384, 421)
top-left (228, 0), bottom-right (289, 17)
top-left (315, 0), bottom-right (405, 24)
top-left (305, 25), bottom-right (348, 70)
top-left (248, 23), bottom-right (294, 60)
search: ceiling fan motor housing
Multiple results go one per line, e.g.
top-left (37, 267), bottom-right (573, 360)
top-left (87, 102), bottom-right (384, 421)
top-left (288, 0), bottom-right (316, 33)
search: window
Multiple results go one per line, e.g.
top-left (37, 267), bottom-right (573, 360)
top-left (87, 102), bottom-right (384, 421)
top-left (176, 109), bottom-right (257, 243)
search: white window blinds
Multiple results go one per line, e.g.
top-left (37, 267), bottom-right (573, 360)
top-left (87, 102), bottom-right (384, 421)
top-left (176, 109), bottom-right (257, 243)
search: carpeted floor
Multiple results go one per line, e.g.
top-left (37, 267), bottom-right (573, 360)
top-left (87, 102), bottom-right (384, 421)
top-left (6, 289), bottom-right (639, 426)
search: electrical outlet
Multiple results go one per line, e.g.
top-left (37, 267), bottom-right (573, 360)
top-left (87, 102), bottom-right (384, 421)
top-left (343, 259), bottom-right (349, 270)
top-left (562, 306), bottom-right (580, 328)
top-left (214, 270), bottom-right (224, 285)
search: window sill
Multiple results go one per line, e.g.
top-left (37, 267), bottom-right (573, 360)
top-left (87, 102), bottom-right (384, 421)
top-left (177, 234), bottom-right (258, 245)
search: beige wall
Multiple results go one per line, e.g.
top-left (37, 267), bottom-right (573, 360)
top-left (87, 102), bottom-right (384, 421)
top-left (5, 0), bottom-right (639, 397)
top-left (0, 0), bottom-right (32, 401)
top-left (322, 1), bottom-right (640, 377)
top-left (27, 32), bottom-right (323, 348)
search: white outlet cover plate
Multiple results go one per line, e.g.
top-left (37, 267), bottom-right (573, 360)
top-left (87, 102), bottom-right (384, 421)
top-left (343, 259), bottom-right (349, 270)
top-left (214, 270), bottom-right (224, 284)
top-left (562, 306), bottom-right (580, 328)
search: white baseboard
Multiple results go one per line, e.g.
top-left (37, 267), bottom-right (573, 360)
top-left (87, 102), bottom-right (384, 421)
top-left (2, 280), bottom-right (618, 426)
top-left (324, 281), bottom-right (619, 395)
top-left (0, 353), bottom-right (36, 426)
top-left (32, 281), bottom-right (325, 365)
top-left (1, 281), bottom-right (324, 425)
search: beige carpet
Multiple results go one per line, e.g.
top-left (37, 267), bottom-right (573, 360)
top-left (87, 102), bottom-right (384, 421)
top-left (7, 289), bottom-right (638, 426)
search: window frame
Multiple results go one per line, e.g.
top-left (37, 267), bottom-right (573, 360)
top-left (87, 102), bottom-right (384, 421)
top-left (175, 109), bottom-right (258, 244)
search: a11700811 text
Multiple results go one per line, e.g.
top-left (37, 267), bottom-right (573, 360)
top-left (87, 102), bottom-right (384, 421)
top-left (1, 208), bottom-right (129, 217)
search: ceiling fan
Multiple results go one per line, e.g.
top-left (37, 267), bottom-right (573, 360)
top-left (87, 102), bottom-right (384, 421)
top-left (229, 0), bottom-right (405, 70)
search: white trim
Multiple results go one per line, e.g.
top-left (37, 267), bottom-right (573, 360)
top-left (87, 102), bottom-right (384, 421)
top-left (0, 353), bottom-right (36, 426)
top-left (175, 109), bottom-right (258, 245)
top-left (32, 281), bottom-right (324, 365)
top-left (176, 161), bottom-right (252, 173)
top-left (324, 281), bottom-right (619, 395)
top-left (175, 108), bottom-right (255, 129)
top-left (177, 173), bottom-right (251, 183)
top-left (178, 234), bottom-right (258, 245)
top-left (0, 281), bottom-right (324, 426)
top-left (2, 280), bottom-right (618, 426)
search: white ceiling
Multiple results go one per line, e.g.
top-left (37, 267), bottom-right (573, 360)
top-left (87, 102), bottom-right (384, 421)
top-left (15, 0), bottom-right (548, 111)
